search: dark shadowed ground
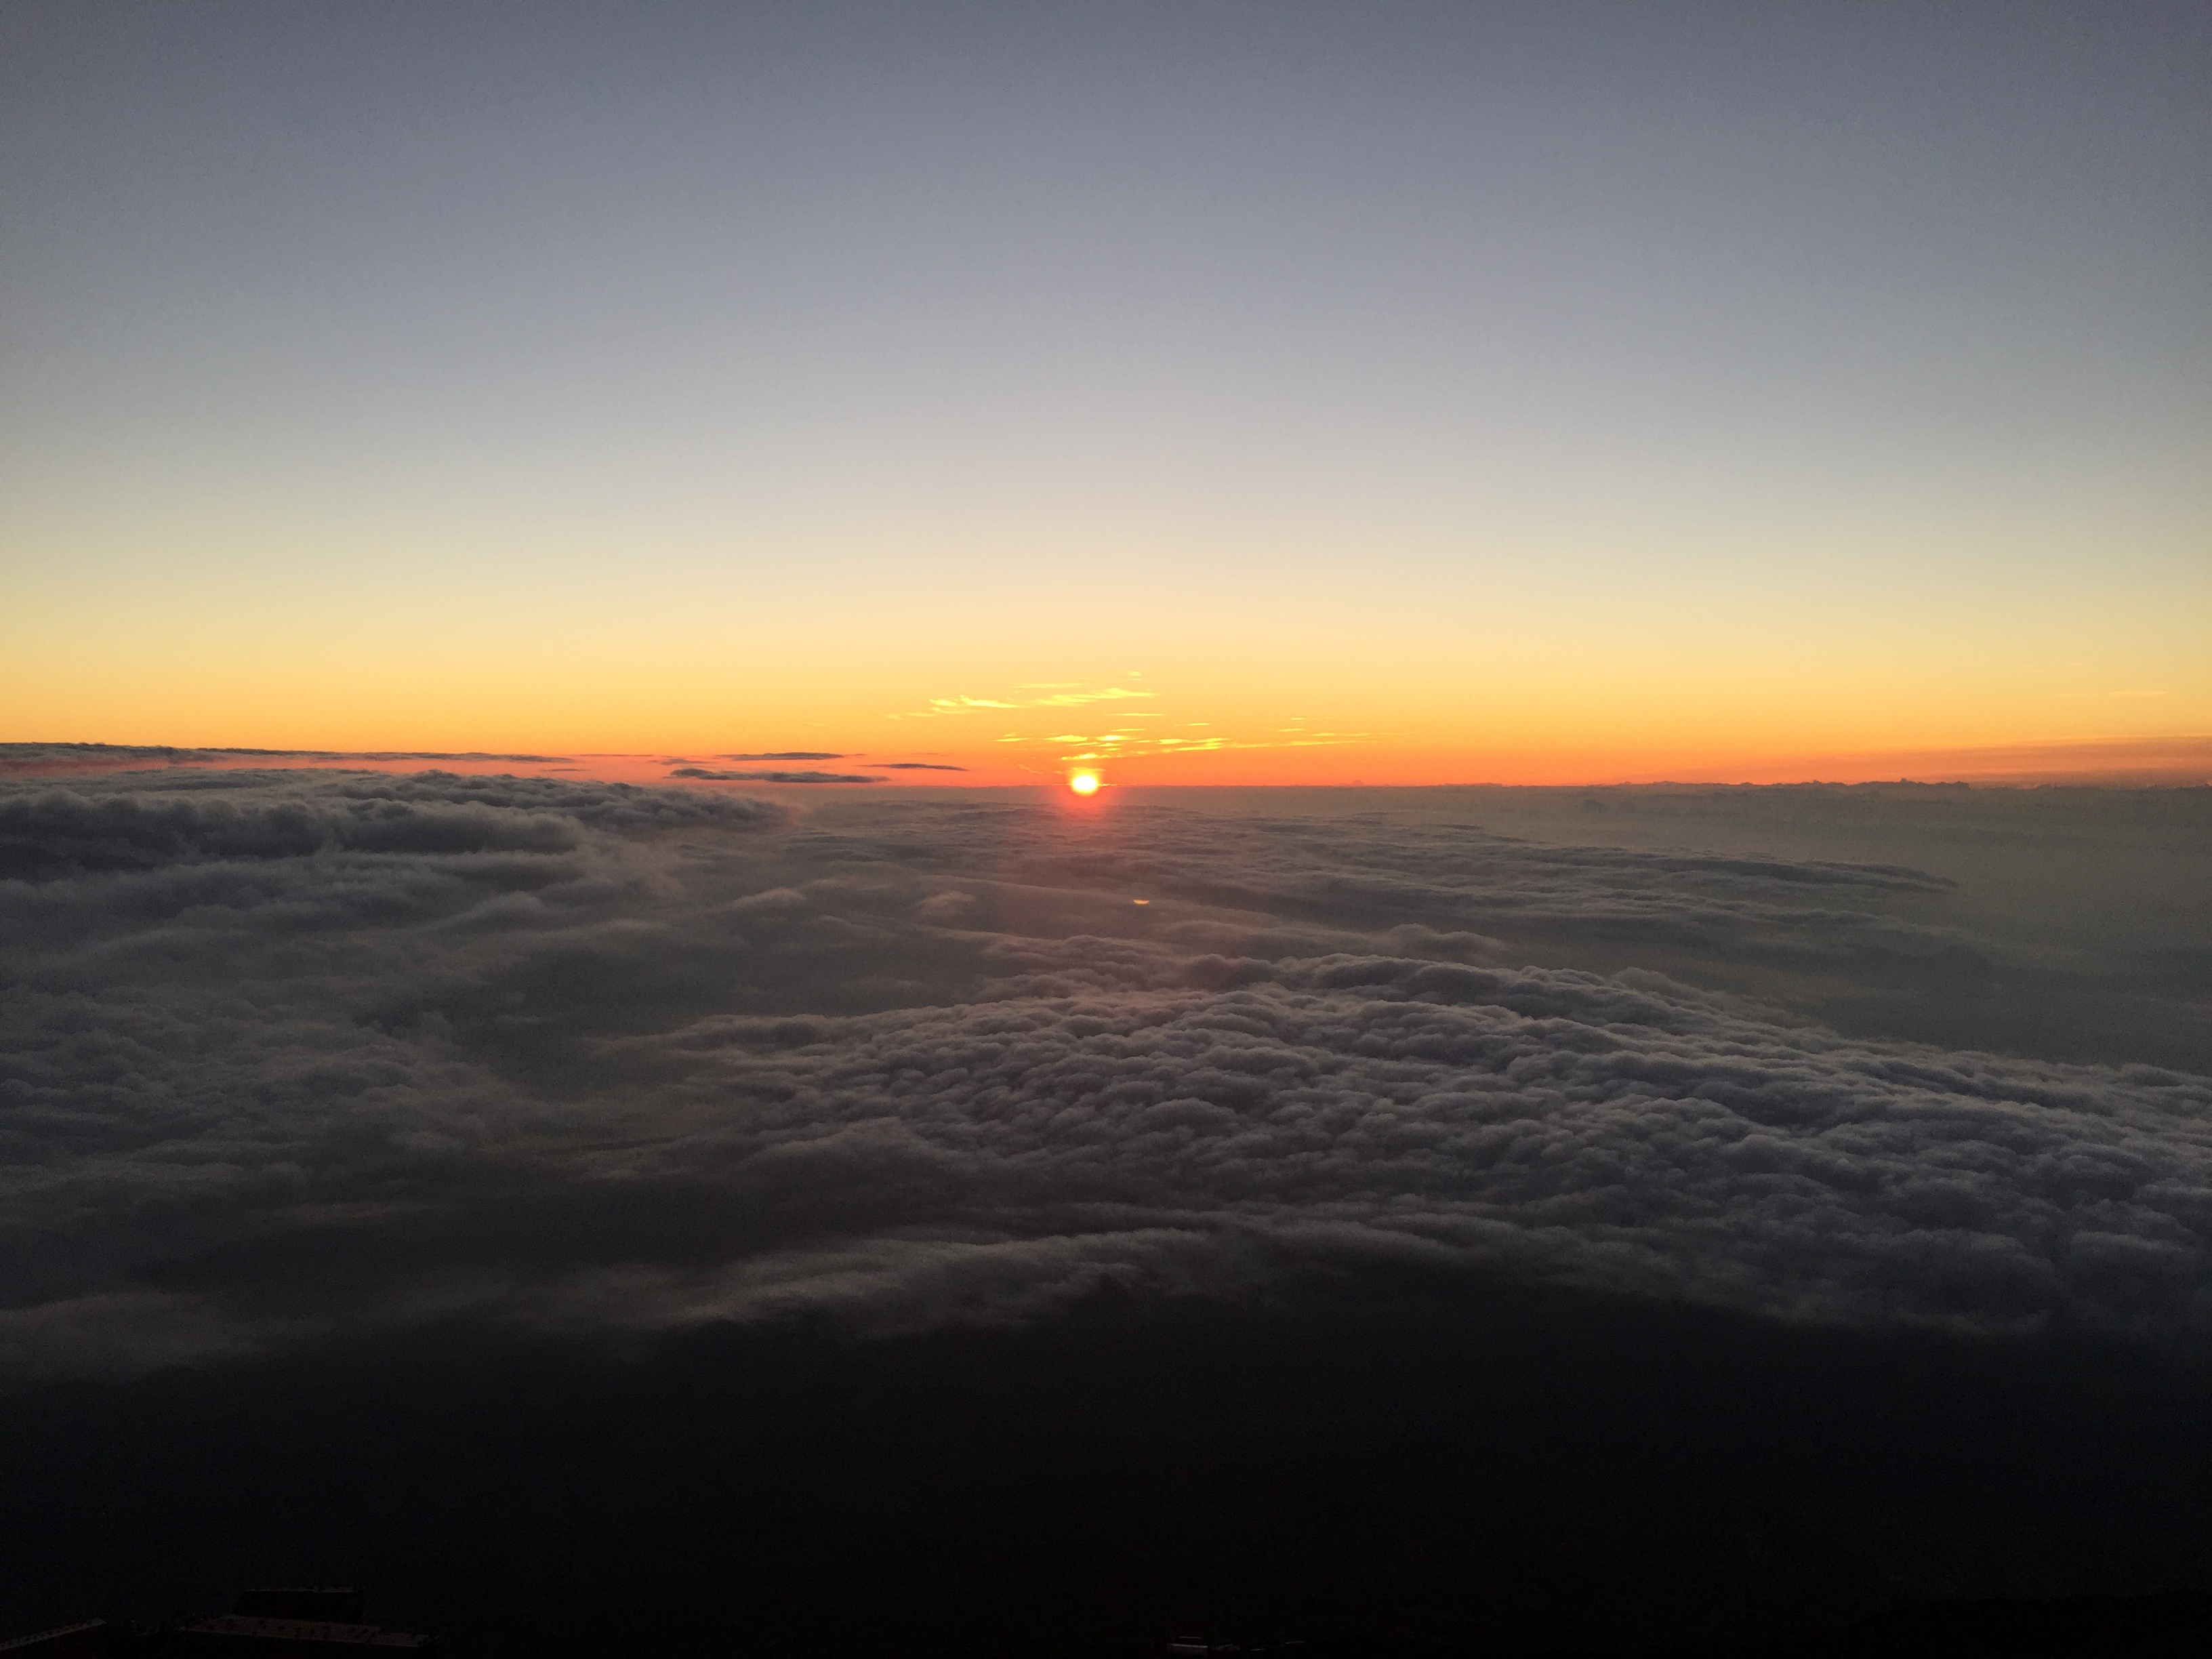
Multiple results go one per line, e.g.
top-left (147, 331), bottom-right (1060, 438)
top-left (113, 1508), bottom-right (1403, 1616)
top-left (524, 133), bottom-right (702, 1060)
top-left (7, 1269), bottom-right (2212, 1656)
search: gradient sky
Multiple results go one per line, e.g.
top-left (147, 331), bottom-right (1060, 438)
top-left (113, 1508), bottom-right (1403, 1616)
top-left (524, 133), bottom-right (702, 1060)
top-left (3, 1), bottom-right (2207, 782)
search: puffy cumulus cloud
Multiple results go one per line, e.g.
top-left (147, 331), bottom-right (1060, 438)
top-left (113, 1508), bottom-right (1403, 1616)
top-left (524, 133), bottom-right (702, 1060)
top-left (1, 769), bottom-right (782, 876)
top-left (0, 772), bottom-right (787, 957)
top-left (2, 771), bottom-right (2207, 1381)
top-left (588, 955), bottom-right (2212, 1345)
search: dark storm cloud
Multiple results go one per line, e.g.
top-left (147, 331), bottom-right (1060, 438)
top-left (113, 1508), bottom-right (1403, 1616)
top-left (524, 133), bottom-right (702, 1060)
top-left (2, 773), bottom-right (2207, 1380)
top-left (670, 767), bottom-right (885, 783)
top-left (882, 762), bottom-right (968, 771)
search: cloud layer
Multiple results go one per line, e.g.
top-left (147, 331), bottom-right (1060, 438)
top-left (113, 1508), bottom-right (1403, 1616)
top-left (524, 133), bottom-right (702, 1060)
top-left (1, 743), bottom-right (571, 774)
top-left (3, 771), bottom-right (2207, 1380)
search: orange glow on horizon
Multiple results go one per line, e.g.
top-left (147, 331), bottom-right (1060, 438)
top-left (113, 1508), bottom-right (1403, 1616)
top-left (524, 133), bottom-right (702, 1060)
top-left (4, 735), bottom-right (2205, 792)
top-left (4, 659), bottom-right (2206, 790)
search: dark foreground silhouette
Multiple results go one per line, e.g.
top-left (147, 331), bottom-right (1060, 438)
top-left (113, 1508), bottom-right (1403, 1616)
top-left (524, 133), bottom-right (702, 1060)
top-left (8, 1589), bottom-right (2212, 1659)
top-left (7, 1269), bottom-right (2210, 1656)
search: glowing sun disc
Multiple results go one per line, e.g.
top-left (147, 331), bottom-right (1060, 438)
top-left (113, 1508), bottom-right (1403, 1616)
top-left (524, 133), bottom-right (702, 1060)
top-left (1068, 771), bottom-right (1101, 796)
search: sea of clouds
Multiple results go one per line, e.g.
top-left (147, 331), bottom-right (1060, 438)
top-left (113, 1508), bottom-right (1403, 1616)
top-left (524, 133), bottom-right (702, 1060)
top-left (3, 768), bottom-right (2209, 1382)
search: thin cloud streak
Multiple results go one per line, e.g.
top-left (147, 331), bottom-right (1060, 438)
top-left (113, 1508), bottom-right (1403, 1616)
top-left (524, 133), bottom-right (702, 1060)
top-left (671, 768), bottom-right (884, 783)
top-left (896, 684), bottom-right (1159, 718)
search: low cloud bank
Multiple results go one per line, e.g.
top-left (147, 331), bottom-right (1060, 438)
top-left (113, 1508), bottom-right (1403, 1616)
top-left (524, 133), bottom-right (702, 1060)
top-left (2, 771), bottom-right (2207, 1380)
top-left (2, 743), bottom-right (569, 773)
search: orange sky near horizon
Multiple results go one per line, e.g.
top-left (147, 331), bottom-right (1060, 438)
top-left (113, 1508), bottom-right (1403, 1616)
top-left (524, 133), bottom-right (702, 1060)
top-left (7, 657), bottom-right (2206, 789)
top-left (7, 556), bottom-right (2208, 787)
top-left (5, 612), bottom-right (2209, 786)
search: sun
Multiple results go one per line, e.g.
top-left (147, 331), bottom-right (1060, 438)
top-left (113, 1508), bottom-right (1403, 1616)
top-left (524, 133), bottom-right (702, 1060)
top-left (1067, 771), bottom-right (1101, 796)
